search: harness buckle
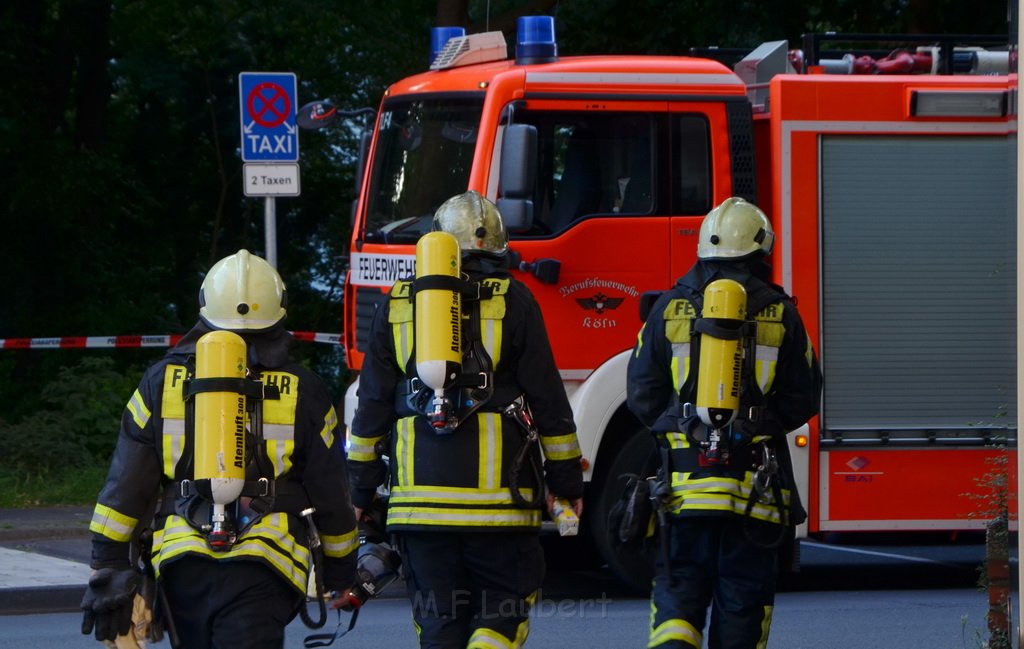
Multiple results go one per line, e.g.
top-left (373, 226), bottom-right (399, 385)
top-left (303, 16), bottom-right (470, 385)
top-left (751, 443), bottom-right (778, 497)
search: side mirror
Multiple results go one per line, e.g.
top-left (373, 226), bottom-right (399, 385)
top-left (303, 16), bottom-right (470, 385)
top-left (297, 99), bottom-right (340, 130)
top-left (497, 198), bottom-right (533, 232)
top-left (499, 124), bottom-right (537, 197)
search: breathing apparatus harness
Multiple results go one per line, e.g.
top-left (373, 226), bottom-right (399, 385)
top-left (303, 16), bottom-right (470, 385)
top-left (395, 271), bottom-right (544, 508)
top-left (667, 281), bottom-right (791, 550)
top-left (169, 349), bottom-right (333, 631)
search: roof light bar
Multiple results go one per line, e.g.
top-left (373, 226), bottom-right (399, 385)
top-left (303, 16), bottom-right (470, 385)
top-left (430, 26), bottom-right (466, 66)
top-left (429, 31), bottom-right (508, 70)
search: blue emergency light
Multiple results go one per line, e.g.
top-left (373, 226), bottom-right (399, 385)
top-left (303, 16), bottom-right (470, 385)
top-left (430, 26), bottom-right (466, 65)
top-left (515, 15), bottom-right (558, 64)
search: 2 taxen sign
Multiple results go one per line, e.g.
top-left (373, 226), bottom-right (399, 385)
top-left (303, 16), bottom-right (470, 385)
top-left (239, 72), bottom-right (299, 162)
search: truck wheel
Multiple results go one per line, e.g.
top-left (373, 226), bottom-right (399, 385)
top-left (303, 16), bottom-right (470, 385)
top-left (587, 426), bottom-right (659, 593)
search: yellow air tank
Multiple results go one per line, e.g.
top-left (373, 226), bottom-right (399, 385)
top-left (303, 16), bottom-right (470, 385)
top-left (696, 279), bottom-right (747, 432)
top-left (194, 330), bottom-right (248, 547)
top-left (414, 231), bottom-right (462, 428)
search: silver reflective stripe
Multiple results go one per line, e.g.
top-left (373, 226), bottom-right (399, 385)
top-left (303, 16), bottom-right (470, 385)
top-left (526, 71), bottom-right (743, 87)
top-left (671, 342), bottom-right (690, 390)
top-left (388, 507), bottom-right (540, 526)
top-left (755, 344), bottom-right (779, 393)
top-left (391, 486), bottom-right (532, 505)
top-left (480, 413), bottom-right (501, 490)
top-left (127, 390), bottom-right (151, 428)
top-left (162, 418), bottom-right (185, 475)
top-left (264, 423), bottom-right (293, 441)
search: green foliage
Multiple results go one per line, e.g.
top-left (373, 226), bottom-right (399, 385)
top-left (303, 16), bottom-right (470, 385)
top-left (0, 357), bottom-right (140, 473)
top-left (0, 464), bottom-right (110, 508)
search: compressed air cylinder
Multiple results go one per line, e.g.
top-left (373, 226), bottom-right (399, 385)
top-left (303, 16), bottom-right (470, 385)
top-left (194, 330), bottom-right (248, 508)
top-left (696, 279), bottom-right (747, 430)
top-left (414, 231), bottom-right (462, 395)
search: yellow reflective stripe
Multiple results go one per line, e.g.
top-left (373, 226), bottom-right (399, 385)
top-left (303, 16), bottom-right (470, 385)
top-left (321, 529), bottom-right (359, 558)
top-left (757, 605), bottom-right (773, 649)
top-left (396, 417), bottom-right (415, 485)
top-left (266, 439), bottom-right (294, 477)
top-left (348, 433), bottom-right (384, 462)
top-left (482, 316), bottom-right (502, 367)
top-left (126, 389), bottom-right (151, 429)
top-left (541, 433), bottom-right (581, 461)
top-left (262, 372), bottom-right (299, 424)
top-left (90, 504), bottom-right (138, 542)
top-left (387, 506), bottom-right (541, 527)
top-left (755, 320), bottom-right (785, 346)
top-left (262, 421), bottom-right (295, 477)
top-left (393, 320), bottom-right (413, 370)
top-left (162, 418), bottom-right (185, 479)
top-left (514, 590), bottom-right (538, 646)
top-left (389, 285), bottom-right (415, 370)
top-left (649, 617), bottom-right (702, 648)
top-left (478, 413), bottom-right (502, 489)
top-left (161, 365), bottom-right (187, 419)
top-left (468, 627), bottom-right (515, 649)
top-left (390, 485), bottom-right (534, 506)
top-left (754, 347), bottom-right (778, 393)
top-left (805, 338), bottom-right (815, 368)
top-left (670, 342), bottom-right (691, 391)
top-left (665, 432), bottom-right (691, 449)
top-left (320, 405), bottom-right (338, 449)
top-left (674, 490), bottom-right (788, 523)
top-left (154, 514), bottom-right (310, 592)
top-left (634, 327), bottom-right (645, 358)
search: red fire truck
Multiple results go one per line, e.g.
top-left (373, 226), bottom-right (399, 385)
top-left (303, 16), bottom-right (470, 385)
top-left (320, 18), bottom-right (1016, 590)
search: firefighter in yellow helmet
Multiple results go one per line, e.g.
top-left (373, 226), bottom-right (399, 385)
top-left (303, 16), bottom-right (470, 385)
top-left (348, 191), bottom-right (584, 648)
top-left (81, 250), bottom-right (358, 649)
top-left (627, 197), bottom-right (821, 649)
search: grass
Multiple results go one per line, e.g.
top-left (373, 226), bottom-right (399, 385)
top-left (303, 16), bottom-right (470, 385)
top-left (0, 463), bottom-right (107, 508)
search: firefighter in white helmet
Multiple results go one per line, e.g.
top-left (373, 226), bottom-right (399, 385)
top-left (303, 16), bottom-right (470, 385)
top-left (627, 197), bottom-right (822, 649)
top-left (81, 250), bottom-right (358, 649)
top-left (348, 191), bottom-right (584, 648)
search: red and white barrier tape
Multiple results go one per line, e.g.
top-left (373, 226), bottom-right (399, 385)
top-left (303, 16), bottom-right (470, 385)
top-left (0, 332), bottom-right (342, 349)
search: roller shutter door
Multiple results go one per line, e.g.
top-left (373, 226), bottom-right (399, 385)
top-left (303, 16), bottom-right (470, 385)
top-left (821, 135), bottom-right (1016, 441)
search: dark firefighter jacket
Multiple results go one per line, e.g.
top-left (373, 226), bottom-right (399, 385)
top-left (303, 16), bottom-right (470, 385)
top-left (348, 256), bottom-right (584, 532)
top-left (627, 259), bottom-right (822, 523)
top-left (88, 322), bottom-right (358, 594)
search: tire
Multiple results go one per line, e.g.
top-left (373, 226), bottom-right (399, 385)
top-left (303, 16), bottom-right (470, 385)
top-left (587, 426), bottom-right (660, 594)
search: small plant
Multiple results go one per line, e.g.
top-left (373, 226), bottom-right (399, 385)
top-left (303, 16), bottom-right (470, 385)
top-left (961, 437), bottom-right (1015, 649)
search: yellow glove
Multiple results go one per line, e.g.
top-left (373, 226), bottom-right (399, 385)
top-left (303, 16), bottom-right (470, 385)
top-left (100, 593), bottom-right (151, 649)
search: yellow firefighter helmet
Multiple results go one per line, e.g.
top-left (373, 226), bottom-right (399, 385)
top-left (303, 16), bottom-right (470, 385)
top-left (697, 197), bottom-right (774, 260)
top-left (199, 249), bottom-right (287, 331)
top-left (432, 190), bottom-right (509, 256)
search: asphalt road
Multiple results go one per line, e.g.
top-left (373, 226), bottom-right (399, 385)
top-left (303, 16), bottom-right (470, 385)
top-left (0, 514), bottom-right (1016, 648)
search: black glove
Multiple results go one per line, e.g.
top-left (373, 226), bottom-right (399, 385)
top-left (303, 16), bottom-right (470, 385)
top-left (80, 566), bottom-right (139, 641)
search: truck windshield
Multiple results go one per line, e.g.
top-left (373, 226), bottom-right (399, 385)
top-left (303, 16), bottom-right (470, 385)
top-left (363, 95), bottom-right (485, 243)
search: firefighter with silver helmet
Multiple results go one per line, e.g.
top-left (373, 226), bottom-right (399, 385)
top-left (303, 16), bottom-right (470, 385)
top-left (81, 250), bottom-right (358, 649)
top-left (627, 197), bottom-right (822, 649)
top-left (348, 191), bottom-right (584, 649)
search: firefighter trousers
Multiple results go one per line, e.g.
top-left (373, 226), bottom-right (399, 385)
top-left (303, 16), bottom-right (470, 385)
top-left (398, 530), bottom-right (545, 649)
top-left (649, 516), bottom-right (779, 649)
top-left (162, 555), bottom-right (303, 649)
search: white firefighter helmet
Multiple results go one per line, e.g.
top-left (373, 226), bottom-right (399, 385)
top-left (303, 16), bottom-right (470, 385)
top-left (697, 197), bottom-right (775, 260)
top-left (432, 190), bottom-right (509, 256)
top-left (199, 249), bottom-right (287, 330)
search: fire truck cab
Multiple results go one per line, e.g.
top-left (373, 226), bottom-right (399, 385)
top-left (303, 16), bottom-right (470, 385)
top-left (334, 17), bottom-right (1017, 591)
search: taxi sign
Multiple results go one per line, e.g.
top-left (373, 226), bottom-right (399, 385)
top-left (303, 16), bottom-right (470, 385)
top-left (239, 72), bottom-right (299, 162)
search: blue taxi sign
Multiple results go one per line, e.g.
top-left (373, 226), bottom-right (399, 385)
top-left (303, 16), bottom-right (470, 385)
top-left (239, 72), bottom-right (299, 162)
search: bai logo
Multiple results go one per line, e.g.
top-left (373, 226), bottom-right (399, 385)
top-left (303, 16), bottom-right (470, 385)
top-left (836, 456), bottom-right (881, 483)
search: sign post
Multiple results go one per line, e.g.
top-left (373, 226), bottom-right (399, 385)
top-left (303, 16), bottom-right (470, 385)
top-left (239, 72), bottom-right (301, 268)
